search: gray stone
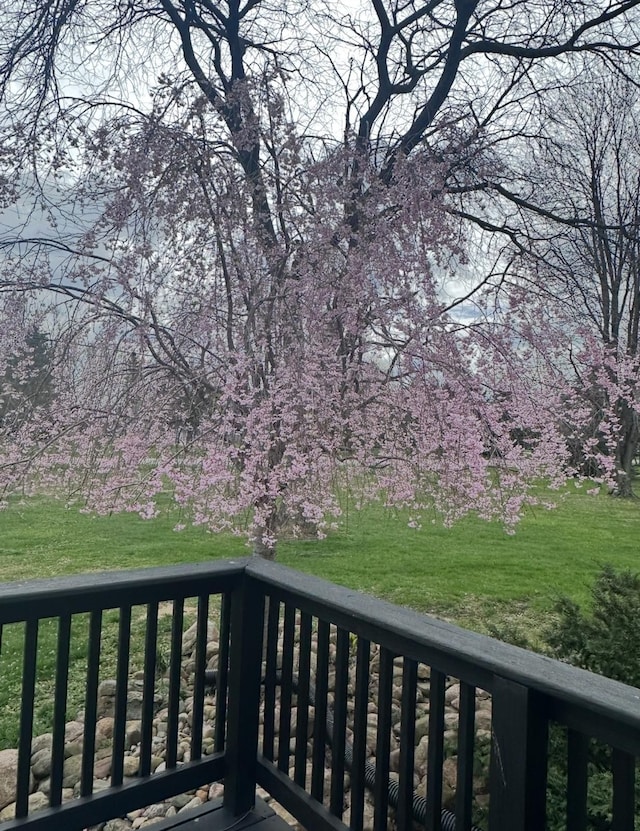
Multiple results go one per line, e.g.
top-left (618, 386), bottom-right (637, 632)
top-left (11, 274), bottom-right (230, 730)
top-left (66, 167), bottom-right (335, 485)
top-left (414, 736), bottom-right (429, 772)
top-left (0, 749), bottom-right (35, 810)
top-left (442, 757), bottom-right (458, 809)
top-left (415, 715), bottom-right (430, 741)
top-left (143, 803), bottom-right (168, 819)
top-left (209, 782), bottom-right (224, 800)
top-left (150, 755), bottom-right (164, 773)
top-left (64, 720), bottom-right (85, 743)
top-left (104, 819), bottom-right (133, 831)
top-left (94, 756), bottom-right (112, 779)
top-left (98, 679), bottom-right (118, 697)
top-left (96, 744), bottom-right (113, 761)
top-left (30, 734), bottom-right (53, 756)
top-left (0, 791), bottom-right (49, 821)
top-left (476, 711), bottom-right (492, 731)
top-left (95, 718), bottom-right (115, 740)
top-left (444, 711), bottom-right (459, 729)
top-left (31, 747), bottom-right (52, 779)
top-left (62, 754), bottom-right (84, 789)
top-left (123, 756), bottom-right (140, 777)
top-left (178, 796), bottom-right (203, 813)
top-left (182, 620), bottom-right (218, 654)
top-left (65, 740), bottom-right (84, 759)
top-left (126, 721), bottom-right (142, 747)
top-left (169, 794), bottom-right (193, 809)
top-left (32, 792), bottom-right (53, 816)
top-left (125, 691), bottom-right (145, 721)
top-left (445, 683), bottom-right (460, 704)
top-left (365, 727), bottom-right (378, 753)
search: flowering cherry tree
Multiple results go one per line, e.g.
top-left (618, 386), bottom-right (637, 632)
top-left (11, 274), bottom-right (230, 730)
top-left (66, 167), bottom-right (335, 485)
top-left (1, 0), bottom-right (639, 554)
top-left (0, 142), bottom-right (569, 555)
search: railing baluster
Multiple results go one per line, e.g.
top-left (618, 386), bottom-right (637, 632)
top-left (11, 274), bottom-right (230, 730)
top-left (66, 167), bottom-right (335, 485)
top-left (191, 594), bottom-right (209, 762)
top-left (111, 604), bottom-right (132, 787)
top-left (140, 601), bottom-right (158, 777)
top-left (425, 668), bottom-right (445, 831)
top-left (263, 597), bottom-right (280, 761)
top-left (16, 618), bottom-right (38, 819)
top-left (214, 592), bottom-right (230, 753)
top-left (330, 627), bottom-right (350, 818)
top-left (350, 636), bottom-right (371, 831)
top-left (165, 596), bottom-right (184, 769)
top-left (294, 610), bottom-right (312, 788)
top-left (81, 609), bottom-right (102, 796)
top-left (566, 729), bottom-right (588, 831)
top-left (50, 613), bottom-right (72, 807)
top-left (373, 647), bottom-right (394, 831)
top-left (278, 603), bottom-right (296, 773)
top-left (397, 658), bottom-right (418, 831)
top-left (612, 748), bottom-right (635, 831)
top-left (311, 618), bottom-right (330, 802)
top-left (455, 682), bottom-right (476, 831)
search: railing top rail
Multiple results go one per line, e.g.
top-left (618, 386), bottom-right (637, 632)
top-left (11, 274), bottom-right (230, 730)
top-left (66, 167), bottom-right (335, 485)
top-left (246, 558), bottom-right (640, 742)
top-left (4, 555), bottom-right (640, 749)
top-left (0, 557), bottom-right (250, 623)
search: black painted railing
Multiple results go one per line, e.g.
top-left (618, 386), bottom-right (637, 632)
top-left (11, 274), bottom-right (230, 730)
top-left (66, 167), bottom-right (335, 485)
top-left (0, 557), bottom-right (639, 831)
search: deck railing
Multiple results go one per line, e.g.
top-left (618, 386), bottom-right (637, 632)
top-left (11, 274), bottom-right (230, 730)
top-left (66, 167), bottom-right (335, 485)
top-left (0, 557), bottom-right (639, 831)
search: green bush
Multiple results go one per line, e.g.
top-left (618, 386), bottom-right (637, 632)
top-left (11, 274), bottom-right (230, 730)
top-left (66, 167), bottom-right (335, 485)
top-left (545, 565), bottom-right (640, 830)
top-left (546, 564), bottom-right (640, 688)
top-left (488, 565), bottom-right (640, 830)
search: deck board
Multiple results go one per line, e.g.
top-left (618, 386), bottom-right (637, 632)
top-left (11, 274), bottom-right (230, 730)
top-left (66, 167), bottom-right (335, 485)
top-left (145, 797), bottom-right (295, 831)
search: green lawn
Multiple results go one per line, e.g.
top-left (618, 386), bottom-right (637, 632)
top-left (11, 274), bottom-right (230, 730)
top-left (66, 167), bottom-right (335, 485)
top-left (1, 484), bottom-right (639, 624)
top-left (0, 486), bottom-right (638, 748)
top-left (0, 498), bottom-right (245, 579)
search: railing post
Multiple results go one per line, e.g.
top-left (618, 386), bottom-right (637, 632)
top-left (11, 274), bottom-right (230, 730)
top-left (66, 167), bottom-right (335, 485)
top-left (489, 676), bottom-right (548, 831)
top-left (223, 574), bottom-right (265, 815)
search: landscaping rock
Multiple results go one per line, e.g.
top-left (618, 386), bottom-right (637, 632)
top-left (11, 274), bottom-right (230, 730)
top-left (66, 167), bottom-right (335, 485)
top-left (0, 749), bottom-right (35, 810)
top-left (0, 791), bottom-right (49, 821)
top-left (0, 612), bottom-right (496, 830)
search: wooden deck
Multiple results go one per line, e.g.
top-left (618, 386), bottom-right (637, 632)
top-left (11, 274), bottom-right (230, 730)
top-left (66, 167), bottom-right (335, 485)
top-left (147, 797), bottom-right (296, 831)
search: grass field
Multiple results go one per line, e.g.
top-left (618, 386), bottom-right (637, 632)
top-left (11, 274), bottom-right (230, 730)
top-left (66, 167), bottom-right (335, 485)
top-left (0, 485), bottom-right (638, 748)
top-left (1, 483), bottom-right (639, 625)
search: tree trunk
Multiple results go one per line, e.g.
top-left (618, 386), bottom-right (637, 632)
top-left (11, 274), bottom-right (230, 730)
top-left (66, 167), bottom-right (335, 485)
top-left (251, 500), bottom-right (279, 560)
top-left (615, 401), bottom-right (639, 497)
top-left (252, 533), bottom-right (276, 560)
